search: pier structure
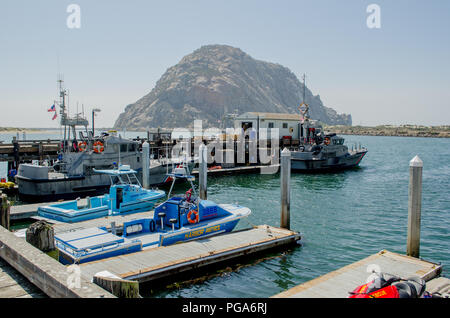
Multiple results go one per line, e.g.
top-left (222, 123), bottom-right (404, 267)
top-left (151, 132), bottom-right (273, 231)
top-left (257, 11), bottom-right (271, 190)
top-left (1, 145), bottom-right (301, 298)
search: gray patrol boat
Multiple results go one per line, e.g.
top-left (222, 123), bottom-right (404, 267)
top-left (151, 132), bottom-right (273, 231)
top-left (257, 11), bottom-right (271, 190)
top-left (16, 79), bottom-right (193, 202)
top-left (289, 75), bottom-right (367, 171)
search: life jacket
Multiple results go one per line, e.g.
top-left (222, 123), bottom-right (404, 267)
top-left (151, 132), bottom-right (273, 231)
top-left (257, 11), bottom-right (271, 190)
top-left (348, 273), bottom-right (426, 298)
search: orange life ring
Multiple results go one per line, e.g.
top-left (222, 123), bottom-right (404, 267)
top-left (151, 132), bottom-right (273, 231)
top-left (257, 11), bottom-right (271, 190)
top-left (187, 209), bottom-right (199, 224)
top-left (78, 141), bottom-right (87, 152)
top-left (93, 141), bottom-right (104, 153)
top-left (324, 137), bottom-right (330, 145)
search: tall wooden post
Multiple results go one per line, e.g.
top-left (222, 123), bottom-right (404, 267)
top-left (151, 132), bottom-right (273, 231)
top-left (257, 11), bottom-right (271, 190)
top-left (407, 155), bottom-right (423, 258)
top-left (280, 148), bottom-right (291, 230)
top-left (199, 143), bottom-right (207, 200)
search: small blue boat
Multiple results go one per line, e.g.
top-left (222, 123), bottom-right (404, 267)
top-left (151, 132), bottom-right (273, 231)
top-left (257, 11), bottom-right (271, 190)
top-left (55, 195), bottom-right (251, 264)
top-left (38, 165), bottom-right (165, 223)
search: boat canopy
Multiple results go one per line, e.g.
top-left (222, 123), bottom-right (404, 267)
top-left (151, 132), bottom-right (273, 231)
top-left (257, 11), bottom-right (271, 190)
top-left (93, 165), bottom-right (137, 176)
top-left (93, 165), bottom-right (142, 186)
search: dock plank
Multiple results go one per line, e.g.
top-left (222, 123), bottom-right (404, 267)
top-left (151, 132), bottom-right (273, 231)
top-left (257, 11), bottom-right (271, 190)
top-left (0, 258), bottom-right (46, 298)
top-left (79, 225), bottom-right (300, 283)
top-left (0, 225), bottom-right (115, 298)
top-left (273, 250), bottom-right (442, 298)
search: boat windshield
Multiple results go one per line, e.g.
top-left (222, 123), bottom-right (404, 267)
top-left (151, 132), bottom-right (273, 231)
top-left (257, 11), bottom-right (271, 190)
top-left (93, 166), bottom-right (142, 187)
top-left (109, 173), bottom-right (141, 186)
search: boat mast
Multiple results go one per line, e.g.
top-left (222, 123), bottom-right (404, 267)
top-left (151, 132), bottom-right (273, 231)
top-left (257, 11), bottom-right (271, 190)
top-left (301, 74), bottom-right (309, 122)
top-left (56, 76), bottom-right (89, 154)
top-left (57, 76), bottom-right (68, 151)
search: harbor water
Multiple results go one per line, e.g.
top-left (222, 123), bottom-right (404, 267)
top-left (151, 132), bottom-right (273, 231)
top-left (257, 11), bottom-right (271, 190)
top-left (1, 132), bottom-right (449, 298)
top-left (149, 135), bottom-right (450, 298)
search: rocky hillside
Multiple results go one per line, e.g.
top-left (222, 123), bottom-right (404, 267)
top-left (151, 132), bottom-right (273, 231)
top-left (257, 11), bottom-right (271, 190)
top-left (114, 45), bottom-right (352, 129)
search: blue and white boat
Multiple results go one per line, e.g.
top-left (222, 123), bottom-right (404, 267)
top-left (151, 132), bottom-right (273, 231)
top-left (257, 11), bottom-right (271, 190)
top-left (38, 165), bottom-right (165, 223)
top-left (55, 195), bottom-right (251, 264)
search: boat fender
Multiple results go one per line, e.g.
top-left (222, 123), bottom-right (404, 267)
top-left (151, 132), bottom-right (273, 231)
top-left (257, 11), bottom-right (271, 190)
top-left (187, 209), bottom-right (199, 224)
top-left (149, 219), bottom-right (156, 232)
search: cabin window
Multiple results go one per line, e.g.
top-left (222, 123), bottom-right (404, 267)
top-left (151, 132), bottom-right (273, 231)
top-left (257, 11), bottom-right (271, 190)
top-left (120, 144), bottom-right (128, 152)
top-left (242, 122), bottom-right (253, 131)
top-left (268, 122), bottom-right (274, 128)
top-left (282, 123), bottom-right (288, 129)
top-left (128, 144), bottom-right (136, 152)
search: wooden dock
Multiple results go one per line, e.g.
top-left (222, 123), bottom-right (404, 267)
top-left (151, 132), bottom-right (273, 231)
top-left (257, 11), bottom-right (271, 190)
top-left (0, 258), bottom-right (46, 298)
top-left (0, 225), bottom-right (115, 298)
top-left (273, 250), bottom-right (443, 298)
top-left (192, 164), bottom-right (280, 177)
top-left (78, 225), bottom-right (300, 283)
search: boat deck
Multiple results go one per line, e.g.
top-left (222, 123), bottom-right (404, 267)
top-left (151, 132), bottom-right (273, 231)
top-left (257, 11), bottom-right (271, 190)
top-left (43, 210), bottom-right (155, 234)
top-left (79, 225), bottom-right (300, 283)
top-left (273, 250), bottom-right (443, 298)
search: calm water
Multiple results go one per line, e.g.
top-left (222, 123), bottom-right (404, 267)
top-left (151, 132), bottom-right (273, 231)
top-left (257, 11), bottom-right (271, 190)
top-left (1, 132), bottom-right (449, 297)
top-left (150, 135), bottom-right (449, 298)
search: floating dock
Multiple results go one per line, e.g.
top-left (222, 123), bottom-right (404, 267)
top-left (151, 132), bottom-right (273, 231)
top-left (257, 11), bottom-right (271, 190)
top-left (77, 225), bottom-right (300, 283)
top-left (273, 250), bottom-right (445, 298)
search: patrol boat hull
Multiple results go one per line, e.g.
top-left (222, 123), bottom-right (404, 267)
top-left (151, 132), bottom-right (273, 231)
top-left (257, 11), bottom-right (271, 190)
top-left (291, 150), bottom-right (367, 172)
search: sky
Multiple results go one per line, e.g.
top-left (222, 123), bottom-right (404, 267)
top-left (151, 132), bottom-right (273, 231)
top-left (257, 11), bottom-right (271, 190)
top-left (0, 0), bottom-right (449, 128)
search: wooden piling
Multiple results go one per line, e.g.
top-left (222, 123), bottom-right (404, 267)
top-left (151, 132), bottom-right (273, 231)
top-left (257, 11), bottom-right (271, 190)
top-left (142, 141), bottom-right (150, 189)
top-left (199, 143), bottom-right (207, 200)
top-left (280, 148), bottom-right (291, 230)
top-left (93, 271), bottom-right (140, 298)
top-left (25, 220), bottom-right (55, 252)
top-left (407, 155), bottom-right (423, 258)
top-left (1, 194), bottom-right (10, 230)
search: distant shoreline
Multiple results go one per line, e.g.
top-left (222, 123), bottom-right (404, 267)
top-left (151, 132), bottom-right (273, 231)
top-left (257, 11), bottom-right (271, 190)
top-left (324, 125), bottom-right (450, 138)
top-left (2, 125), bottom-right (450, 138)
top-left (0, 127), bottom-right (46, 133)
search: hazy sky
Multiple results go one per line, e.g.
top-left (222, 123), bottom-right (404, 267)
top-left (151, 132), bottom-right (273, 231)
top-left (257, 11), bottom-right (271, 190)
top-left (1, 0), bottom-right (449, 128)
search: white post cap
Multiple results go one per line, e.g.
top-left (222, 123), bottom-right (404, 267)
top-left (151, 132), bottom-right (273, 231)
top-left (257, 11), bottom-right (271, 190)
top-left (281, 148), bottom-right (291, 156)
top-left (409, 155), bottom-right (423, 167)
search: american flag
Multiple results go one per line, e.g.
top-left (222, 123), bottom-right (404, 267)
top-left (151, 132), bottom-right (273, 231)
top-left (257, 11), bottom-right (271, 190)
top-left (48, 104), bottom-right (56, 112)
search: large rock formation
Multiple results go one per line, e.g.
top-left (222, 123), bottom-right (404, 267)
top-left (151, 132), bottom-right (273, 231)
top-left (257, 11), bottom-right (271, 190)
top-left (114, 45), bottom-right (351, 129)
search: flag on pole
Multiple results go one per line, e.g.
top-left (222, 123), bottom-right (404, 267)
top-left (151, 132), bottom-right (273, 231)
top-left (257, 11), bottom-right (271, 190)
top-left (48, 104), bottom-right (56, 112)
top-left (52, 112), bottom-right (57, 120)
